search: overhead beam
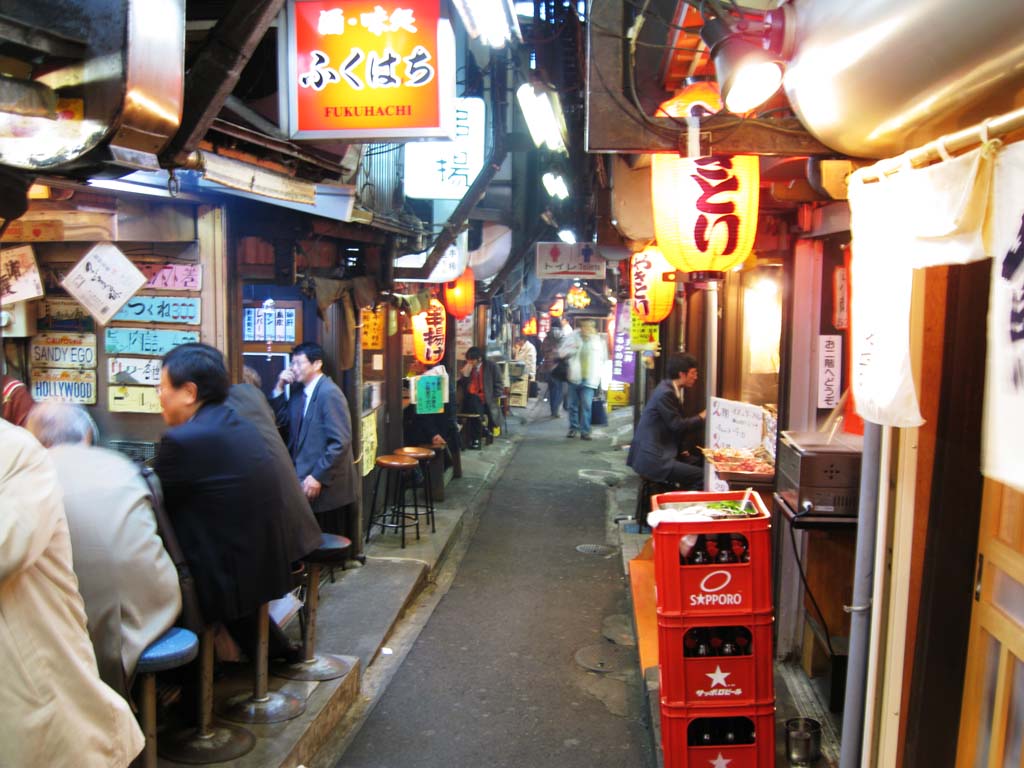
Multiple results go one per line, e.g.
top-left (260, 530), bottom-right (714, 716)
top-left (162, 0), bottom-right (286, 167)
top-left (585, 0), bottom-right (836, 156)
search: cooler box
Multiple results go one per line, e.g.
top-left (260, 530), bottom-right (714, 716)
top-left (660, 701), bottom-right (776, 768)
top-left (649, 491), bottom-right (772, 618)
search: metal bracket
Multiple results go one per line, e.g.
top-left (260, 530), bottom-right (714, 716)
top-left (843, 601), bottom-right (872, 614)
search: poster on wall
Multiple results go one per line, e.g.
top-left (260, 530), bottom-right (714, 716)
top-left (61, 242), bottom-right (146, 325)
top-left (360, 410), bottom-right (378, 477)
top-left (455, 314), bottom-right (473, 362)
top-left (0, 245), bottom-right (44, 304)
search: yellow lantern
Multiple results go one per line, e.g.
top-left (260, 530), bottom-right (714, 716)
top-left (549, 295), bottom-right (565, 318)
top-left (651, 81), bottom-right (759, 275)
top-left (630, 247), bottom-right (677, 323)
top-left (443, 267), bottom-right (475, 319)
top-left (566, 285), bottom-right (591, 309)
top-left (411, 298), bottom-right (447, 365)
top-left (522, 317), bottom-right (538, 335)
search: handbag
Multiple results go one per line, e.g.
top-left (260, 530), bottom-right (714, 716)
top-left (550, 358), bottom-right (569, 382)
top-left (140, 466), bottom-right (206, 633)
top-left (590, 394), bottom-right (608, 426)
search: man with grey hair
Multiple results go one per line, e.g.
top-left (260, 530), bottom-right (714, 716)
top-left (25, 402), bottom-right (181, 701)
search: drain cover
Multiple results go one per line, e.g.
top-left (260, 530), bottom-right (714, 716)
top-left (576, 544), bottom-right (618, 556)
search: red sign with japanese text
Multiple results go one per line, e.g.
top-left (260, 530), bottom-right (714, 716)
top-left (284, 0), bottom-right (455, 139)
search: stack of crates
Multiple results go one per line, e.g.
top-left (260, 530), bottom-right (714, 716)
top-left (651, 490), bottom-right (776, 768)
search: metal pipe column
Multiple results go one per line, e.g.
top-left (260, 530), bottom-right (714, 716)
top-left (840, 419), bottom-right (883, 768)
top-left (703, 281), bottom-right (720, 489)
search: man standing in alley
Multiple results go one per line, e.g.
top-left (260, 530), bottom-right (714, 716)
top-left (272, 342), bottom-right (358, 535)
top-left (627, 352), bottom-right (706, 490)
top-left (560, 318), bottom-right (608, 440)
top-left (458, 346), bottom-right (504, 449)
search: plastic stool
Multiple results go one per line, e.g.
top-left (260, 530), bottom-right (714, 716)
top-left (365, 454), bottom-right (421, 548)
top-left (275, 533), bottom-right (353, 681)
top-left (217, 603), bottom-right (306, 724)
top-left (135, 627), bottom-right (199, 768)
top-left (395, 445), bottom-right (437, 533)
top-left (159, 627), bottom-right (255, 764)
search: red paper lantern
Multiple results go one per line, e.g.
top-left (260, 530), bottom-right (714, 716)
top-left (412, 298), bottom-right (447, 365)
top-left (630, 247), bottom-right (677, 323)
top-left (651, 81), bottom-right (759, 275)
top-left (444, 267), bottom-right (475, 319)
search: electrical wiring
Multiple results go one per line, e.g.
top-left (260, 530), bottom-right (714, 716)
top-left (789, 511), bottom-right (836, 658)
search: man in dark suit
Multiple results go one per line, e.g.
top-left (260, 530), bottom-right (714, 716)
top-left (226, 371), bottom-right (323, 565)
top-left (154, 343), bottom-right (299, 661)
top-left (627, 353), bottom-right (706, 490)
top-left (271, 342), bottom-right (358, 535)
top-left (457, 346), bottom-right (504, 449)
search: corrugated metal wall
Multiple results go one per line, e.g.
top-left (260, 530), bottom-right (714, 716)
top-left (352, 143), bottom-right (404, 216)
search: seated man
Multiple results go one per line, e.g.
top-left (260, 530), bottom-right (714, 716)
top-left (25, 402), bottom-right (182, 701)
top-left (457, 346), bottom-right (503, 449)
top-left (627, 353), bottom-right (706, 491)
top-left (154, 343), bottom-right (300, 663)
top-left (0, 420), bottom-right (144, 766)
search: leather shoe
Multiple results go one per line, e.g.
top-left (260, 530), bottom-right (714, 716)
top-left (580, 433), bottom-right (592, 440)
top-left (566, 430), bottom-right (578, 438)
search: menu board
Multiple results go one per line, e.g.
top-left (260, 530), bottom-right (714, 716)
top-left (707, 396), bottom-right (764, 450)
top-left (360, 411), bottom-right (378, 477)
top-left (361, 307), bottom-right (385, 350)
top-left (629, 312), bottom-right (659, 351)
top-left (414, 375), bottom-right (446, 414)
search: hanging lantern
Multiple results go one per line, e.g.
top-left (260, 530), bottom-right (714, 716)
top-left (443, 266), bottom-right (475, 319)
top-left (651, 81), bottom-right (759, 276)
top-left (522, 317), bottom-right (537, 335)
top-left (566, 285), bottom-right (591, 309)
top-left (549, 295), bottom-right (565, 318)
top-left (411, 298), bottom-right (447, 365)
top-left (630, 247), bottom-right (677, 323)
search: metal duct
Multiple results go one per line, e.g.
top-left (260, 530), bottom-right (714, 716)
top-left (781, 0), bottom-right (1024, 159)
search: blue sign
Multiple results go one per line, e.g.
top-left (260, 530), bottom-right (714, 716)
top-left (113, 296), bottom-right (201, 325)
top-left (105, 328), bottom-right (199, 356)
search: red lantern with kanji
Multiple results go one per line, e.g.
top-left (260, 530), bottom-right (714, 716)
top-left (444, 267), bottom-right (475, 319)
top-left (651, 81), bottom-right (759, 275)
top-left (630, 247), bottom-right (677, 323)
top-left (412, 298), bottom-right (447, 365)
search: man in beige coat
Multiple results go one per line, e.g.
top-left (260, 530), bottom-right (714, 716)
top-left (0, 420), bottom-right (144, 766)
top-left (26, 402), bottom-right (182, 700)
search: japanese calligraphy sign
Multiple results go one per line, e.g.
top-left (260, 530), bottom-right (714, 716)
top-left (404, 97), bottom-right (485, 199)
top-left (612, 302), bottom-right (636, 384)
top-left (30, 333), bottom-right (97, 370)
top-left (361, 307), bottom-right (385, 349)
top-left (283, 0), bottom-right (455, 139)
top-left (817, 335), bottom-right (842, 409)
top-left (138, 263), bottom-right (203, 291)
top-left (629, 312), bottom-right (660, 351)
top-left (414, 374), bottom-right (445, 414)
top-left (30, 369), bottom-right (97, 404)
top-left (535, 242), bottom-right (607, 279)
top-left (360, 410), bottom-right (378, 476)
top-left (707, 397), bottom-right (764, 451)
top-left (244, 307), bottom-right (297, 342)
top-left (61, 242), bottom-right (146, 325)
top-left (113, 296), bottom-right (201, 325)
top-left (105, 328), bottom-right (199, 356)
top-left (108, 385), bottom-right (163, 414)
top-left (0, 245), bottom-right (44, 304)
top-left (108, 357), bottom-right (163, 387)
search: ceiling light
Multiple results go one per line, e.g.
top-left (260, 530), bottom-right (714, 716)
top-left (516, 83), bottom-right (568, 153)
top-left (557, 228), bottom-right (576, 244)
top-left (700, 16), bottom-right (783, 114)
top-left (452, 0), bottom-right (523, 48)
top-left (542, 171), bottom-right (569, 200)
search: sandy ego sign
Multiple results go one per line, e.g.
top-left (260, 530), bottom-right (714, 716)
top-left (30, 333), bottom-right (98, 369)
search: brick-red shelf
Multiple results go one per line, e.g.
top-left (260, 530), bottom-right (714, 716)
top-left (660, 702), bottom-right (776, 768)
top-left (651, 491), bottom-right (773, 618)
top-left (658, 611), bottom-right (775, 708)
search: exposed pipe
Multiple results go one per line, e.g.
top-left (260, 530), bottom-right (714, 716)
top-left (840, 419), bottom-right (883, 768)
top-left (702, 280), bottom-right (720, 489)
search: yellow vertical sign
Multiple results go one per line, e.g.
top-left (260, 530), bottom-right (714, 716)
top-left (629, 312), bottom-right (660, 350)
top-left (361, 307), bottom-right (385, 350)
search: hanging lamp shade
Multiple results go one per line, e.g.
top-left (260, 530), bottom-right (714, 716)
top-left (630, 246), bottom-right (677, 323)
top-left (444, 266), bottom-right (475, 319)
top-left (411, 298), bottom-right (447, 365)
top-left (651, 81), bottom-right (759, 275)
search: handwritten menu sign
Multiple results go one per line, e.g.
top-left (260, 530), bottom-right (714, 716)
top-left (360, 411), bottom-right (378, 477)
top-left (414, 375), bottom-right (445, 414)
top-left (113, 296), bottom-right (201, 325)
top-left (707, 396), bottom-right (764, 450)
top-left (108, 385), bottom-right (162, 414)
top-left (105, 328), bottom-right (199, 356)
top-left (30, 369), bottom-right (97, 404)
top-left (629, 311), bottom-right (660, 351)
top-left (361, 307), bottom-right (384, 350)
top-left (138, 263), bottom-right (203, 291)
top-left (0, 245), bottom-right (44, 304)
top-left (30, 333), bottom-right (97, 370)
top-left (61, 242), bottom-right (146, 324)
top-left (108, 356), bottom-right (162, 387)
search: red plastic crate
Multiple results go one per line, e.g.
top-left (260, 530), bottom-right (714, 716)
top-left (650, 491), bottom-right (772, 618)
top-left (658, 611), bottom-right (775, 708)
top-left (660, 702), bottom-right (776, 768)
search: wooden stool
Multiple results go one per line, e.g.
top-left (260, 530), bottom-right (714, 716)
top-left (395, 445), bottom-right (437, 533)
top-left (275, 534), bottom-right (353, 681)
top-left (366, 454), bottom-right (421, 548)
top-left (159, 628), bottom-right (255, 764)
top-left (217, 603), bottom-right (306, 724)
top-left (135, 627), bottom-right (200, 768)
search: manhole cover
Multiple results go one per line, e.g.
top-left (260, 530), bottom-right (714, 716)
top-left (574, 642), bottom-right (633, 673)
top-left (576, 544), bottom-right (618, 556)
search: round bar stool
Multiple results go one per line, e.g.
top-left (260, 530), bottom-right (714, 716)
top-left (160, 627), bottom-right (256, 764)
top-left (395, 445), bottom-right (437, 533)
top-left (135, 627), bottom-right (200, 768)
top-left (275, 533), bottom-right (353, 681)
top-left (365, 454), bottom-right (421, 548)
top-left (216, 603), bottom-right (306, 724)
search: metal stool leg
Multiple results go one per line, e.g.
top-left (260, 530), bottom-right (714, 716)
top-left (421, 458), bottom-right (436, 532)
top-left (407, 468), bottom-right (421, 541)
top-left (159, 629), bottom-right (255, 764)
top-left (273, 562), bottom-right (352, 681)
top-left (217, 604), bottom-right (306, 724)
top-left (140, 672), bottom-right (158, 768)
top-left (366, 466), bottom-right (385, 542)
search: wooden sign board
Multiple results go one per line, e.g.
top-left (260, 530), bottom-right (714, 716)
top-left (108, 356), bottom-right (162, 387)
top-left (30, 332), bottom-right (98, 369)
top-left (105, 328), bottom-right (199, 356)
top-left (37, 298), bottom-right (94, 332)
top-left (113, 295), bottom-right (201, 325)
top-left (30, 368), bottom-right (97, 404)
top-left (361, 307), bottom-right (385, 350)
top-left (108, 385), bottom-right (163, 414)
top-left (139, 263), bottom-right (203, 291)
